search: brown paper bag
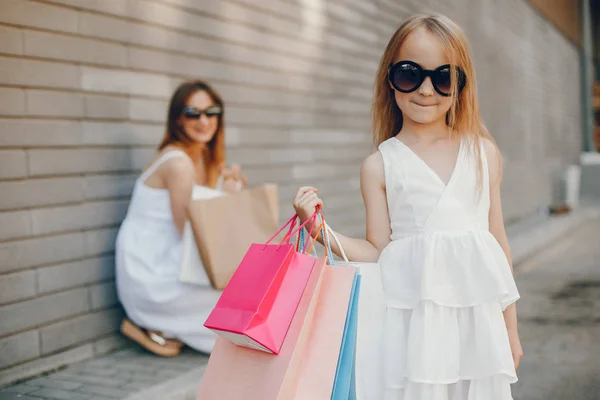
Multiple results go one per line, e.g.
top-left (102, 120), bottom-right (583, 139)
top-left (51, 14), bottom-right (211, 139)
top-left (186, 184), bottom-right (279, 289)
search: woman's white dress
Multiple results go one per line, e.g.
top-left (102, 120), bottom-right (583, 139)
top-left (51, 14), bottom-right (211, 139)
top-left (116, 150), bottom-right (222, 353)
top-left (377, 137), bottom-right (520, 399)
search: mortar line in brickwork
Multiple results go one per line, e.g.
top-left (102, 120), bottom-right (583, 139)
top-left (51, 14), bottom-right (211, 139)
top-left (0, 49), bottom-right (374, 90)
top-left (145, 0), bottom-right (384, 51)
top-left (0, 220), bottom-right (120, 245)
top-left (27, 0), bottom-right (381, 72)
top-left (229, 0), bottom-right (399, 42)
top-left (0, 55), bottom-right (374, 101)
top-left (0, 83), bottom-right (374, 107)
top-left (0, 28), bottom-right (376, 86)
top-left (28, 277), bottom-right (118, 304)
top-left (0, 253), bottom-right (115, 278)
top-left (0, 305), bottom-right (122, 342)
top-left (0, 63), bottom-right (373, 103)
top-left (0, 89), bottom-right (372, 111)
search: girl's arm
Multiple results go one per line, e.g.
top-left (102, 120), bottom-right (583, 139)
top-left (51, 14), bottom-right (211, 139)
top-left (293, 151), bottom-right (391, 263)
top-left (484, 139), bottom-right (524, 370)
top-left (163, 157), bottom-right (196, 236)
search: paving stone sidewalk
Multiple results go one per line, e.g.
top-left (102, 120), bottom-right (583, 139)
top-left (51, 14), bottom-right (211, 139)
top-left (1, 203), bottom-right (599, 400)
top-left (0, 347), bottom-right (207, 400)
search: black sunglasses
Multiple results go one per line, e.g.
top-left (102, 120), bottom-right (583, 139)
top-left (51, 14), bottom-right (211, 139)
top-left (388, 61), bottom-right (466, 97)
top-left (182, 106), bottom-right (222, 119)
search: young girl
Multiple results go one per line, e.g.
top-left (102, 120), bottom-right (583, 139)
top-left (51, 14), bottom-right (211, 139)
top-left (294, 14), bottom-right (523, 399)
top-left (116, 80), bottom-right (246, 356)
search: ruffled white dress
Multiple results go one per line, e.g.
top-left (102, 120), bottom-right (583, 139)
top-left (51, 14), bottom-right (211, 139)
top-left (377, 137), bottom-right (520, 400)
top-left (116, 150), bottom-right (222, 353)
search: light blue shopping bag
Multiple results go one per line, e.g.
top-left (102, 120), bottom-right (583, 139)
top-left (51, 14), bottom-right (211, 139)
top-left (331, 272), bottom-right (360, 400)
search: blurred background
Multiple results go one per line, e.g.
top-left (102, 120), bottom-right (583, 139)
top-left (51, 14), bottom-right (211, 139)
top-left (0, 0), bottom-right (599, 398)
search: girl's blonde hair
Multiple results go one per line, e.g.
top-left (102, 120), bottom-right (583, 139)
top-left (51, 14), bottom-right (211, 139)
top-left (372, 13), bottom-right (501, 187)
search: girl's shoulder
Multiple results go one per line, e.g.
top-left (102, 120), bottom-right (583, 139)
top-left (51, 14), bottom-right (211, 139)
top-left (480, 137), bottom-right (501, 161)
top-left (377, 136), bottom-right (399, 150)
top-left (464, 135), bottom-right (501, 168)
top-left (360, 149), bottom-right (386, 188)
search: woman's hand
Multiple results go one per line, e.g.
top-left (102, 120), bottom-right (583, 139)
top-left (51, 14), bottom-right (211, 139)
top-left (509, 331), bottom-right (524, 371)
top-left (293, 186), bottom-right (323, 223)
top-left (221, 164), bottom-right (247, 194)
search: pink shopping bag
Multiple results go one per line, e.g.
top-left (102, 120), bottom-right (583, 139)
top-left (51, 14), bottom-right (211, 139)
top-left (197, 261), bottom-right (357, 400)
top-left (203, 213), bottom-right (321, 354)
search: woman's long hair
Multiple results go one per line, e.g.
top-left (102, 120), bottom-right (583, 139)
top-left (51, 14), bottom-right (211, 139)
top-left (372, 14), bottom-right (501, 189)
top-left (159, 80), bottom-right (225, 188)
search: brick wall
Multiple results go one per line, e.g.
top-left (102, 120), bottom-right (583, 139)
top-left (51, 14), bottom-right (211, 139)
top-left (0, 0), bottom-right (582, 384)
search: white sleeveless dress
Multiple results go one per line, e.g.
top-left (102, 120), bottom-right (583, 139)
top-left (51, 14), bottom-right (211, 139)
top-left (115, 150), bottom-right (222, 353)
top-left (377, 137), bottom-right (520, 400)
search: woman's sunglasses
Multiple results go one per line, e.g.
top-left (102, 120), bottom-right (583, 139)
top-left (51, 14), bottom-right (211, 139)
top-left (388, 61), bottom-right (466, 97)
top-left (182, 106), bottom-right (222, 119)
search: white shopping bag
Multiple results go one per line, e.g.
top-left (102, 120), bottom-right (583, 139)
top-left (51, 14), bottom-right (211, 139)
top-left (179, 186), bottom-right (224, 286)
top-left (179, 221), bottom-right (212, 286)
top-left (326, 226), bottom-right (385, 400)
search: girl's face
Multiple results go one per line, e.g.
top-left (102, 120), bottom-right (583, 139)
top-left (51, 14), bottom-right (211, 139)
top-left (391, 27), bottom-right (454, 126)
top-left (178, 90), bottom-right (221, 144)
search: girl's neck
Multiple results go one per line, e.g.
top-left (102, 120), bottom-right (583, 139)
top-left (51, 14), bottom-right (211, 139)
top-left (399, 116), bottom-right (451, 143)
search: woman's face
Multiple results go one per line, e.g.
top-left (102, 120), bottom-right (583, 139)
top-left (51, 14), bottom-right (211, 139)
top-left (178, 90), bottom-right (221, 144)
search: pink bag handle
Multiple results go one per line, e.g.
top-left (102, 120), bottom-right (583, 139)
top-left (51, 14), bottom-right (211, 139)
top-left (265, 214), bottom-right (297, 245)
top-left (265, 211), bottom-right (317, 246)
top-left (282, 211), bottom-right (318, 245)
top-left (284, 215), bottom-right (298, 245)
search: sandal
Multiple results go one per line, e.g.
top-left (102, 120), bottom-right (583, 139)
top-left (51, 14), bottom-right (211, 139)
top-left (120, 318), bottom-right (183, 357)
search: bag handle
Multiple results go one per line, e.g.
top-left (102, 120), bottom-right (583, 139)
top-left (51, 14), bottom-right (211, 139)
top-left (281, 211), bottom-right (318, 244)
top-left (302, 217), bottom-right (325, 256)
top-left (297, 213), bottom-right (337, 265)
top-left (300, 216), bottom-right (349, 263)
top-left (265, 214), bottom-right (296, 245)
top-left (265, 211), bottom-right (318, 246)
top-left (324, 222), bottom-right (349, 262)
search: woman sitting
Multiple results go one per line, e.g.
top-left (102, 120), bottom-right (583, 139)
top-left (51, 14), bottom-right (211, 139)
top-left (115, 80), bottom-right (246, 356)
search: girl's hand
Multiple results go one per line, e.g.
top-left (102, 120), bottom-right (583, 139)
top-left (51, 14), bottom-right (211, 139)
top-left (221, 164), bottom-right (247, 193)
top-left (509, 332), bottom-right (524, 371)
top-left (293, 186), bottom-right (323, 223)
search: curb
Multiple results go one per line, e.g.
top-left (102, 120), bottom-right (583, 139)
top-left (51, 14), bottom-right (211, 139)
top-left (508, 203), bottom-right (600, 266)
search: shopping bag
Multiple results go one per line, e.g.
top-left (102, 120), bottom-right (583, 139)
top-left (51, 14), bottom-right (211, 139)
top-left (203, 213), bottom-right (322, 354)
top-left (179, 220), bottom-right (212, 286)
top-left (180, 186), bottom-right (223, 286)
top-left (186, 183), bottom-right (279, 289)
top-left (291, 266), bottom-right (357, 400)
top-left (331, 273), bottom-right (361, 400)
top-left (325, 223), bottom-right (385, 400)
top-left (197, 259), bottom-right (359, 400)
top-left (297, 220), bottom-right (363, 399)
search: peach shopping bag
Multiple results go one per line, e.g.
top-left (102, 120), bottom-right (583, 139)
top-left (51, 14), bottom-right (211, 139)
top-left (197, 261), bottom-right (357, 400)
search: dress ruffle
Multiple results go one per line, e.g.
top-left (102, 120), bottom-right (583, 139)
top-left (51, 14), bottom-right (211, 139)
top-left (378, 230), bottom-right (520, 310)
top-left (382, 300), bottom-right (517, 400)
top-left (384, 374), bottom-right (515, 400)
